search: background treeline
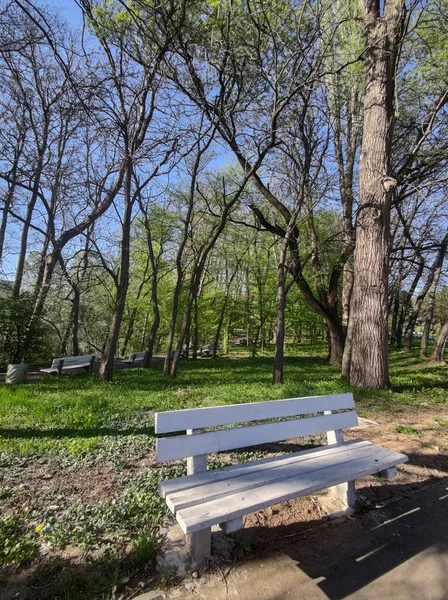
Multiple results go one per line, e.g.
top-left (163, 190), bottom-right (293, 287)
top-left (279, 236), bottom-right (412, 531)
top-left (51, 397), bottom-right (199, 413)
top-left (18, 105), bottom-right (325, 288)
top-left (0, 0), bottom-right (447, 386)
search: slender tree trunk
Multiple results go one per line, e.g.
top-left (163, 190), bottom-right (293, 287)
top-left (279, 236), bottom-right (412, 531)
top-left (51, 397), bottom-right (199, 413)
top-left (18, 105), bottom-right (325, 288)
top-left (430, 320), bottom-right (448, 364)
top-left (341, 261), bottom-right (354, 331)
top-left (99, 160), bottom-right (133, 382)
top-left (341, 299), bottom-right (355, 379)
top-left (13, 178), bottom-right (42, 297)
top-left (192, 296), bottom-right (199, 360)
top-left (12, 121), bottom-right (49, 298)
top-left (72, 290), bottom-right (80, 356)
top-left (170, 291), bottom-right (195, 377)
top-left (0, 127), bottom-right (26, 263)
top-left (420, 266), bottom-right (441, 358)
top-left (146, 308), bottom-right (160, 365)
top-left (121, 307), bottom-right (137, 358)
top-left (60, 317), bottom-right (72, 357)
top-left (212, 274), bottom-right (236, 359)
top-left (213, 301), bottom-right (227, 359)
top-left (252, 324), bottom-right (262, 358)
top-left (139, 212), bottom-right (160, 368)
top-left (273, 237), bottom-right (288, 384)
top-left (403, 230), bottom-right (448, 353)
top-left (350, 0), bottom-right (403, 388)
top-left (143, 254), bottom-right (160, 367)
top-left (390, 290), bottom-right (400, 347)
top-left (164, 281), bottom-right (183, 374)
top-left (420, 318), bottom-right (432, 359)
top-left (0, 181), bottom-right (18, 265)
top-left (27, 252), bottom-right (58, 339)
top-left (121, 269), bottom-right (150, 358)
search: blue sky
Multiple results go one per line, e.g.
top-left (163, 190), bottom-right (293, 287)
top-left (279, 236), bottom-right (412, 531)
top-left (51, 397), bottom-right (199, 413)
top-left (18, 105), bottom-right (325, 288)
top-left (53, 0), bottom-right (83, 26)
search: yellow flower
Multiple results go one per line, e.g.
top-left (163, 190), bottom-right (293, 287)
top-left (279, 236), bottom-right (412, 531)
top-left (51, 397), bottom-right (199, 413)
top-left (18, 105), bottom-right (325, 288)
top-left (35, 524), bottom-right (43, 532)
top-left (88, 413), bottom-right (92, 417)
top-left (72, 528), bottom-right (77, 533)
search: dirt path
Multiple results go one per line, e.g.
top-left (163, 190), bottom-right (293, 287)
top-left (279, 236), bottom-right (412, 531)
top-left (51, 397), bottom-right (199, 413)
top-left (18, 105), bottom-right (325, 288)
top-left (158, 480), bottom-right (448, 600)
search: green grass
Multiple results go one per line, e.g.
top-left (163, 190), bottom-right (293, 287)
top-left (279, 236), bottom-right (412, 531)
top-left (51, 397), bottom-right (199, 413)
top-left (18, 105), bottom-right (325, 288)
top-left (1, 345), bottom-right (446, 460)
top-left (0, 343), bottom-right (446, 598)
top-left (395, 425), bottom-right (421, 435)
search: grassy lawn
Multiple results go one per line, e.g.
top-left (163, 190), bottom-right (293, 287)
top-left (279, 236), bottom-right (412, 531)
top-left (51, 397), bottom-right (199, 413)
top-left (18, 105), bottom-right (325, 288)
top-left (0, 344), bottom-right (447, 599)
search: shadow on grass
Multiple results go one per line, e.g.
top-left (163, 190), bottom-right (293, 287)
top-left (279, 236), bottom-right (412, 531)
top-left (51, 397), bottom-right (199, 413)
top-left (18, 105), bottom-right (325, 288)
top-left (0, 425), bottom-right (155, 439)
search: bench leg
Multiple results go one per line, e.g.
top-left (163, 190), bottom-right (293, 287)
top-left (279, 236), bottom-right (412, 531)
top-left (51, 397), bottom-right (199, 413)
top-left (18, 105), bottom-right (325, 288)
top-left (379, 467), bottom-right (397, 480)
top-left (186, 528), bottom-right (211, 565)
top-left (329, 480), bottom-right (356, 511)
top-left (219, 516), bottom-right (244, 534)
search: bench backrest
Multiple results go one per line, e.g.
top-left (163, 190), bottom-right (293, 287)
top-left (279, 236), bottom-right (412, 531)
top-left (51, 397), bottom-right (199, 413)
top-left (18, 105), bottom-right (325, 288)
top-left (155, 393), bottom-right (357, 463)
top-left (52, 355), bottom-right (95, 368)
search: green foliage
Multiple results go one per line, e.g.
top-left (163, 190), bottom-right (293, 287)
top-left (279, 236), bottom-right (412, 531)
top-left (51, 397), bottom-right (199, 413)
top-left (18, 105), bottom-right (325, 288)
top-left (0, 515), bottom-right (37, 566)
top-left (0, 292), bottom-right (53, 368)
top-left (395, 425), bottom-right (421, 436)
top-left (129, 530), bottom-right (160, 568)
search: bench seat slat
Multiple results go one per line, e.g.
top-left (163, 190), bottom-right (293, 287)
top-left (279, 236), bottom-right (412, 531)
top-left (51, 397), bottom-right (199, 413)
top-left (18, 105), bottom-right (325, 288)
top-left (160, 438), bottom-right (371, 498)
top-left (156, 410), bottom-right (358, 462)
top-left (155, 393), bottom-right (354, 434)
top-left (175, 445), bottom-right (408, 534)
top-left (166, 441), bottom-right (377, 513)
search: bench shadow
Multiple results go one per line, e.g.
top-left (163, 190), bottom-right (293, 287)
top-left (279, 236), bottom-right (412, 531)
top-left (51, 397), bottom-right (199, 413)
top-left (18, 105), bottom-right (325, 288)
top-left (239, 477), bottom-right (448, 600)
top-left (0, 426), bottom-right (155, 439)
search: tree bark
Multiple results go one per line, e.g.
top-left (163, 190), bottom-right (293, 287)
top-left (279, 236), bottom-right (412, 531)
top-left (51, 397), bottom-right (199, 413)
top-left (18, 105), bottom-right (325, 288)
top-left (12, 118), bottom-right (49, 298)
top-left (403, 230), bottom-right (448, 353)
top-left (140, 217), bottom-right (161, 368)
top-left (212, 271), bottom-right (236, 358)
top-left (99, 159), bottom-right (133, 382)
top-left (430, 320), bottom-right (448, 364)
top-left (349, 0), bottom-right (404, 388)
top-left (192, 296), bottom-right (199, 360)
top-left (420, 265), bottom-right (441, 358)
top-left (273, 236), bottom-right (288, 384)
top-left (341, 299), bottom-right (355, 379)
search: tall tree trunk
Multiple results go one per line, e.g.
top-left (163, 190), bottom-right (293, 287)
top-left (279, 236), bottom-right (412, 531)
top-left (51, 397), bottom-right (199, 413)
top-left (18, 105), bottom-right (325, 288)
top-left (192, 296), bottom-right (199, 360)
top-left (121, 261), bottom-right (150, 358)
top-left (139, 210), bottom-right (160, 369)
top-left (390, 289), bottom-right (401, 347)
top-left (99, 160), bottom-right (133, 382)
top-left (212, 272), bottom-right (236, 359)
top-left (170, 291), bottom-right (195, 376)
top-left (341, 294), bottom-right (355, 379)
top-left (403, 230), bottom-right (448, 353)
top-left (71, 289), bottom-right (81, 356)
top-left (430, 320), bottom-right (448, 364)
top-left (213, 301), bottom-right (227, 359)
top-left (12, 120), bottom-right (49, 298)
top-left (341, 261), bottom-right (354, 332)
top-left (420, 266), bottom-right (442, 358)
top-left (0, 125), bottom-right (26, 263)
top-left (60, 317), bottom-right (72, 357)
top-left (164, 281), bottom-right (183, 374)
top-left (273, 236), bottom-right (288, 384)
top-left (350, 0), bottom-right (403, 388)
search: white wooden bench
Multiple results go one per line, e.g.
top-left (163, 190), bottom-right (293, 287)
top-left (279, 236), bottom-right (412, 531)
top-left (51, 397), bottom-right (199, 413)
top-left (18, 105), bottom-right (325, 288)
top-left (155, 393), bottom-right (408, 564)
top-left (40, 354), bottom-right (96, 375)
top-left (121, 351), bottom-right (148, 365)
